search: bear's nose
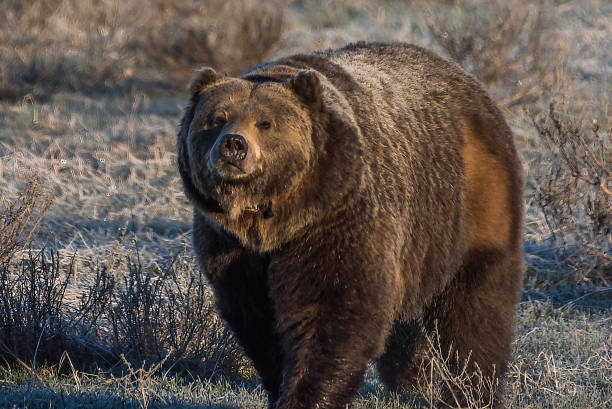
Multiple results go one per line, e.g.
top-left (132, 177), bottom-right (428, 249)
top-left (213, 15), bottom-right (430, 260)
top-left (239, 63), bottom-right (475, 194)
top-left (219, 134), bottom-right (248, 161)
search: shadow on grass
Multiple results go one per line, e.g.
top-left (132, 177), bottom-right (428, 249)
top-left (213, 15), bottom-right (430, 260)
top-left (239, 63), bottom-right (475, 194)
top-left (0, 385), bottom-right (246, 409)
top-left (522, 241), bottom-right (612, 310)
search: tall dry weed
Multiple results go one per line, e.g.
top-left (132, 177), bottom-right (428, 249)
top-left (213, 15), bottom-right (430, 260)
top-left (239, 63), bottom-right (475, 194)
top-left (0, 178), bottom-right (53, 266)
top-left (413, 328), bottom-right (498, 409)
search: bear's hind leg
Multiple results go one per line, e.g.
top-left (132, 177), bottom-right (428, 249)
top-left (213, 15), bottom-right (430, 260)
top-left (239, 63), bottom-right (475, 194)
top-left (377, 319), bottom-right (428, 392)
top-left (425, 250), bottom-right (522, 408)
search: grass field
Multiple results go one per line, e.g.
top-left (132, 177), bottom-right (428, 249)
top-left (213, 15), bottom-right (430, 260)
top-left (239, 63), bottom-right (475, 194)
top-left (0, 301), bottom-right (610, 408)
top-left (0, 1), bottom-right (610, 408)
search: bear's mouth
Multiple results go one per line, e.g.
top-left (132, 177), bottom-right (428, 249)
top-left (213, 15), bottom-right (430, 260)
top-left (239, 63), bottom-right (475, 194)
top-left (244, 201), bottom-right (275, 219)
top-left (213, 158), bottom-right (248, 180)
top-left (244, 204), bottom-right (261, 213)
top-left (188, 168), bottom-right (274, 219)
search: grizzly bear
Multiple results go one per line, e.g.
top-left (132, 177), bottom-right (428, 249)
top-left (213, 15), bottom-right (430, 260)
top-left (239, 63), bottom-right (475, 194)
top-left (177, 42), bottom-right (524, 409)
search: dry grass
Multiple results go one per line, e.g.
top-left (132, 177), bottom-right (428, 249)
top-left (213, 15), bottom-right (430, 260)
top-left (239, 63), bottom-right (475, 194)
top-left (414, 333), bottom-right (498, 408)
top-left (1, 302), bottom-right (608, 408)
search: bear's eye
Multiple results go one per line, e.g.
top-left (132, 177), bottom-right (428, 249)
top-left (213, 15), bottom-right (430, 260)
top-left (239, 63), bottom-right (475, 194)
top-left (212, 113), bottom-right (227, 127)
top-left (256, 120), bottom-right (272, 130)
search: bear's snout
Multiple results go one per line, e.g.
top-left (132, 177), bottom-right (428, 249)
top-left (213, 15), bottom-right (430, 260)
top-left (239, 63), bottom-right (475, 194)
top-left (219, 134), bottom-right (248, 162)
top-left (208, 132), bottom-right (260, 180)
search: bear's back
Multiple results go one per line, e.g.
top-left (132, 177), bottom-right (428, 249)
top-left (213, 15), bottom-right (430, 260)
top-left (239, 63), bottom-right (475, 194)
top-left (244, 43), bottom-right (523, 296)
top-left (323, 42), bottom-right (523, 310)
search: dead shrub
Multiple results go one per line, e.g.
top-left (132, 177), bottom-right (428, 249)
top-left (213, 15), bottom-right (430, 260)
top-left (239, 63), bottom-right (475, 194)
top-left (426, 0), bottom-right (561, 107)
top-left (0, 243), bottom-right (243, 378)
top-left (530, 92), bottom-right (611, 284)
top-left (0, 0), bottom-right (134, 100)
top-left (108, 250), bottom-right (242, 376)
top-left (0, 249), bottom-right (119, 372)
top-left (0, 249), bottom-right (73, 369)
top-left (0, 178), bottom-right (242, 377)
top-left (0, 179), bottom-right (53, 266)
top-left (0, 0), bottom-right (287, 100)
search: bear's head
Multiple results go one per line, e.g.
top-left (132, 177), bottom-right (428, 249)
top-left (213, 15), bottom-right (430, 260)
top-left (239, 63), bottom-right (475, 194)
top-left (178, 66), bottom-right (364, 250)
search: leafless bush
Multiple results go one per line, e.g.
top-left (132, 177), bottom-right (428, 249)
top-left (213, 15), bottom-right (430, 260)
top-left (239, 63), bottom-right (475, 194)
top-left (0, 249), bottom-right (73, 368)
top-left (0, 244), bottom-right (243, 378)
top-left (0, 0), bottom-right (287, 100)
top-left (109, 251), bottom-right (242, 375)
top-left (530, 96), bottom-right (611, 283)
top-left (67, 263), bottom-right (117, 365)
top-left (0, 249), bottom-right (119, 372)
top-left (426, 0), bottom-right (561, 107)
top-left (0, 179), bottom-right (53, 266)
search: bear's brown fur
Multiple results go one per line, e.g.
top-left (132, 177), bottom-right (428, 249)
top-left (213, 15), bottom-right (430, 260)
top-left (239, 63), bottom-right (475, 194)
top-left (177, 42), bottom-right (524, 409)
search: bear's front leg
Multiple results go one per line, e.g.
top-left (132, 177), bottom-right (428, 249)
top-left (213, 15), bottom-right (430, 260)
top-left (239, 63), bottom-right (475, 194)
top-left (268, 224), bottom-right (399, 409)
top-left (193, 215), bottom-right (283, 407)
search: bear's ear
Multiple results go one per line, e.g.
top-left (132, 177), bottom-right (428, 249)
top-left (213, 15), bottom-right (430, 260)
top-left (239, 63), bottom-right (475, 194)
top-left (188, 67), bottom-right (223, 95)
top-left (288, 70), bottom-right (322, 109)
